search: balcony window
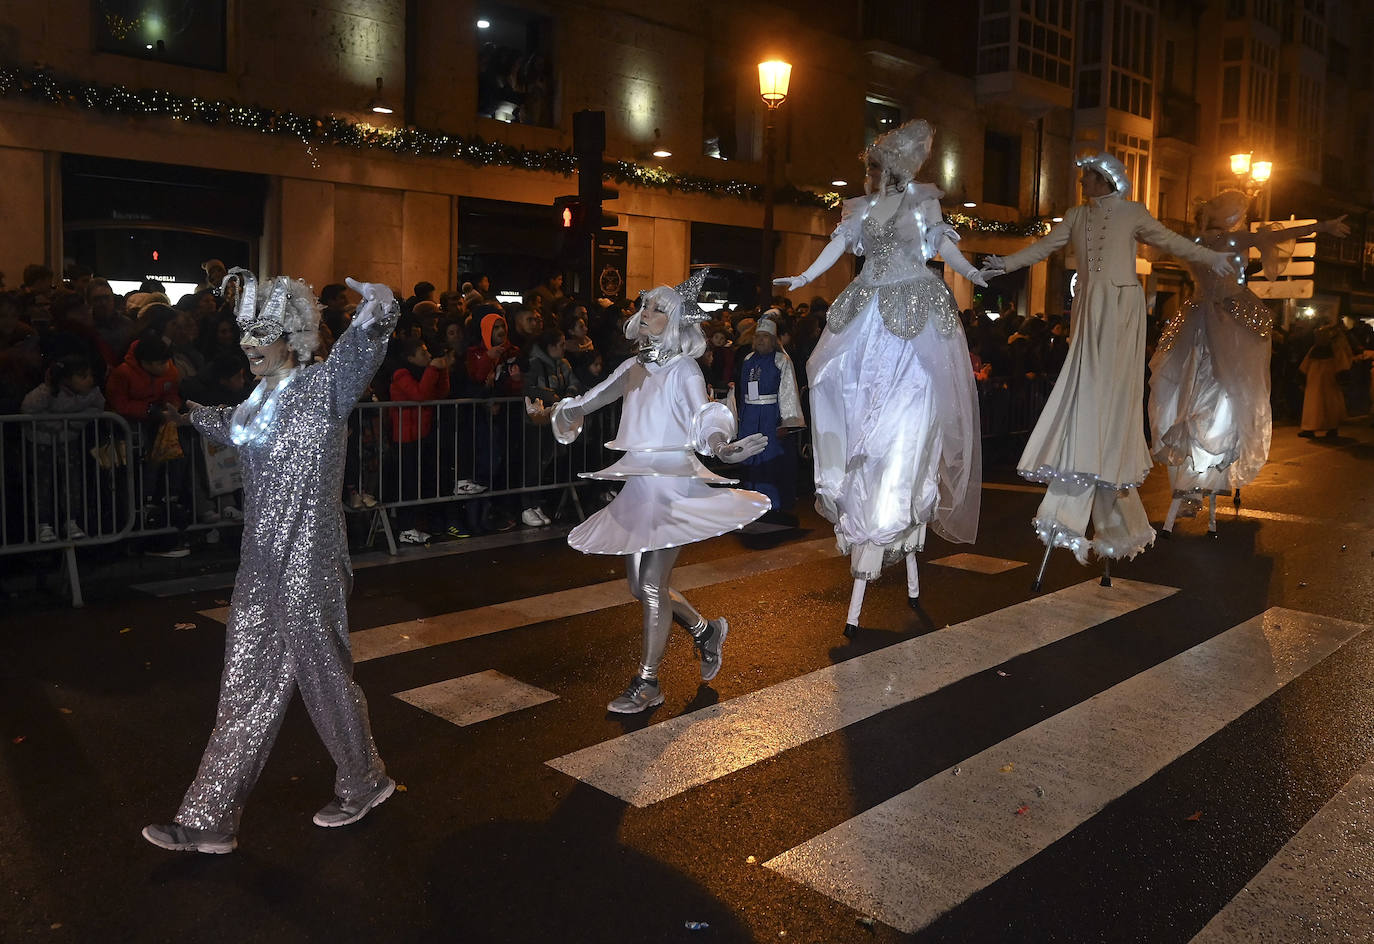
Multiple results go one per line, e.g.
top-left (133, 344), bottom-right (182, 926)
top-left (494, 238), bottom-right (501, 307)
top-left (476, 4), bottom-right (556, 126)
top-left (93, 0), bottom-right (226, 71)
top-left (864, 99), bottom-right (903, 148)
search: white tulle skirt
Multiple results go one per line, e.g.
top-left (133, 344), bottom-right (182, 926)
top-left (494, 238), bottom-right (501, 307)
top-left (568, 458), bottom-right (770, 555)
top-left (1149, 293), bottom-right (1272, 505)
top-left (807, 286), bottom-right (981, 580)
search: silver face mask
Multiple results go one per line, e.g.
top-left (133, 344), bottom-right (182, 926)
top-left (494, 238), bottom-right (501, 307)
top-left (239, 319), bottom-right (287, 348)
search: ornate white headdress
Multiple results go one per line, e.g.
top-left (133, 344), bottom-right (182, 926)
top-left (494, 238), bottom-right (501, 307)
top-left (223, 267), bottom-right (322, 362)
top-left (1196, 189), bottom-right (1251, 230)
top-left (1075, 152), bottom-right (1131, 196)
top-left (863, 119), bottom-right (934, 186)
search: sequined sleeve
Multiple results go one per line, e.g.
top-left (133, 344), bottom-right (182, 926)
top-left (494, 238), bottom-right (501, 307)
top-left (324, 314), bottom-right (397, 421)
top-left (191, 405), bottom-right (235, 446)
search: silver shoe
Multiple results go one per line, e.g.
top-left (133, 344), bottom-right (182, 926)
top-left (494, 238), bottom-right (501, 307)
top-left (142, 822), bottom-right (237, 854)
top-left (312, 777), bottom-right (396, 827)
top-left (607, 676), bottom-right (663, 714)
top-left (693, 618), bottom-right (729, 682)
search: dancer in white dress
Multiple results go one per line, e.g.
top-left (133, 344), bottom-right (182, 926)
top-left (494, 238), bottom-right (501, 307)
top-left (774, 118), bottom-right (983, 636)
top-left (981, 153), bottom-right (1236, 589)
top-left (544, 272), bottom-right (768, 713)
top-left (1149, 190), bottom-right (1349, 536)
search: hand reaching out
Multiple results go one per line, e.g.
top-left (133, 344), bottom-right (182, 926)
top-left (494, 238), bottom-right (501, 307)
top-left (715, 432), bottom-right (768, 464)
top-left (1322, 215), bottom-right (1351, 238)
top-left (772, 275), bottom-right (809, 293)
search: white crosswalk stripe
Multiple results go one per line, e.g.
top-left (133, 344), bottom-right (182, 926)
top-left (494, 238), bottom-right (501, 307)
top-left (1190, 754), bottom-right (1374, 943)
top-left (763, 607), bottom-right (1369, 934)
top-left (546, 578), bottom-right (1177, 806)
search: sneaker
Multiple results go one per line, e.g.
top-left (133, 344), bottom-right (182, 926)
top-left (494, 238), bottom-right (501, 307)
top-left (205, 528), bottom-right (221, 545)
top-left (599, 489), bottom-right (619, 505)
top-left (37, 524), bottom-right (57, 543)
top-left (220, 505), bottom-right (244, 521)
top-left (345, 491), bottom-right (365, 510)
top-left (141, 822), bottom-right (237, 854)
top-left (533, 508), bottom-right (552, 526)
top-left (454, 479), bottom-right (487, 495)
top-left (488, 514), bottom-right (516, 533)
top-left (445, 525), bottom-right (471, 539)
top-left (64, 520), bottom-right (88, 540)
top-left (312, 777), bottom-right (396, 828)
top-left (144, 543), bottom-right (191, 559)
top-left (199, 509), bottom-right (222, 524)
top-left (520, 508), bottom-right (546, 527)
top-left (360, 491), bottom-right (379, 508)
top-left (607, 675), bottom-right (664, 714)
top-left (693, 618), bottom-right (729, 682)
top-left (398, 529), bottom-right (430, 545)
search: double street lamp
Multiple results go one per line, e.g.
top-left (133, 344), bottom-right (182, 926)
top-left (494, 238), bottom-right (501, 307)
top-left (758, 59), bottom-right (792, 306)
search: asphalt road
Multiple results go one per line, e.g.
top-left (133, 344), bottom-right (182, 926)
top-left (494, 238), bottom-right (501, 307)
top-left (3, 420), bottom-right (1374, 943)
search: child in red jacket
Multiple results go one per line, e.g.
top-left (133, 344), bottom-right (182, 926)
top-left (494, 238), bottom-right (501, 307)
top-left (386, 337), bottom-right (453, 544)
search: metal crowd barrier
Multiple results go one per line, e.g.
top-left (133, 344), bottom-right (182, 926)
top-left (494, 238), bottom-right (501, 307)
top-left (5, 380), bottom-right (1059, 608)
top-left (1, 397), bottom-right (623, 605)
top-left (0, 411), bottom-right (137, 605)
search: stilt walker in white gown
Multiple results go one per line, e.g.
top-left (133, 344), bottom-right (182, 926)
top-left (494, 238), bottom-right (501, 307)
top-left (774, 119), bottom-right (984, 636)
top-left (980, 154), bottom-right (1237, 590)
top-left (543, 272), bottom-right (769, 714)
top-left (1149, 190), bottom-right (1349, 537)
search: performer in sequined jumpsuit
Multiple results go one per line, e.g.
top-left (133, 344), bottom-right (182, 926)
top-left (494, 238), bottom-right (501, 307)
top-left (774, 118), bottom-right (984, 636)
top-left (143, 274), bottom-right (397, 854)
top-left (1149, 190), bottom-right (1349, 536)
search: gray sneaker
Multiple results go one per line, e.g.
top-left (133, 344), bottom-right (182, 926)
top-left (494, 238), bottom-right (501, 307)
top-left (312, 777), bottom-right (396, 828)
top-left (141, 822), bottom-right (237, 854)
top-left (693, 618), bottom-right (729, 682)
top-left (607, 676), bottom-right (664, 714)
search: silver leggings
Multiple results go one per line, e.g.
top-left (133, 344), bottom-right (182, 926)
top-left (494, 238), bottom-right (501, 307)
top-left (626, 548), bottom-right (705, 680)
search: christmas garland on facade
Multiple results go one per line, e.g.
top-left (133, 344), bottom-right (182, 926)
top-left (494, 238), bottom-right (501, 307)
top-left (0, 64), bottom-right (1050, 233)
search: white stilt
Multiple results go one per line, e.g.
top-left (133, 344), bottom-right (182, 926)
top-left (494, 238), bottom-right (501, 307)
top-left (1161, 496), bottom-right (1182, 537)
top-left (1031, 531), bottom-right (1056, 592)
top-left (1208, 493), bottom-right (1218, 536)
top-left (844, 578), bottom-right (867, 637)
top-left (905, 553), bottom-right (920, 600)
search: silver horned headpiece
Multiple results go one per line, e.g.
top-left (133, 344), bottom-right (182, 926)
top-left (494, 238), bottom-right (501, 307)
top-left (222, 267), bottom-right (322, 362)
top-left (674, 268), bottom-right (711, 324)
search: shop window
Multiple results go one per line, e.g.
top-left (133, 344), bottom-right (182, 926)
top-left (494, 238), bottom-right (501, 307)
top-left (93, 0), bottom-right (227, 71)
top-left (864, 98), bottom-right (903, 148)
top-left (983, 131), bottom-right (1021, 207)
top-left (476, 4), bottom-right (556, 126)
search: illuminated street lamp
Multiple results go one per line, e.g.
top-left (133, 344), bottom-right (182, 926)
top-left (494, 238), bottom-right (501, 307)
top-left (1251, 160), bottom-right (1272, 184)
top-left (1230, 152), bottom-right (1252, 176)
top-left (758, 59), bottom-right (791, 304)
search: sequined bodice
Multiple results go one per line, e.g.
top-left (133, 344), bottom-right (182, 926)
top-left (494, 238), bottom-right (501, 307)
top-left (858, 214), bottom-right (939, 285)
top-left (1188, 231), bottom-right (1248, 300)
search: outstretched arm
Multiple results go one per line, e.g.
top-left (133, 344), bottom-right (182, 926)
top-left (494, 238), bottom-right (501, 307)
top-left (987, 213), bottom-right (1075, 276)
top-left (550, 357), bottom-right (634, 444)
top-left (1135, 212), bottom-right (1236, 277)
top-left (325, 278), bottom-right (400, 419)
top-left (773, 237), bottom-right (848, 293)
top-left (1245, 215), bottom-right (1350, 249)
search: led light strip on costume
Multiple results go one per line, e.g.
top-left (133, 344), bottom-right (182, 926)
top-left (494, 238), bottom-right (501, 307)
top-left (230, 370), bottom-right (298, 446)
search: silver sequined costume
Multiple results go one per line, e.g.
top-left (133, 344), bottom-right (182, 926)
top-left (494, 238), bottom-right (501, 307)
top-left (177, 314), bottom-right (393, 834)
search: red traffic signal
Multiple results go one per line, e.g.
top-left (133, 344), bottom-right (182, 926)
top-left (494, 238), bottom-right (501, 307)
top-left (561, 207), bottom-right (573, 228)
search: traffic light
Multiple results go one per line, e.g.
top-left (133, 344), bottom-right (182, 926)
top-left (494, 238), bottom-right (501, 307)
top-left (553, 195), bottom-right (583, 230)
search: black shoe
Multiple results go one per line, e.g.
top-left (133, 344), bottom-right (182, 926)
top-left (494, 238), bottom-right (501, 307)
top-left (843, 623), bottom-right (857, 638)
top-left (1324, 429), bottom-right (1339, 439)
top-left (1298, 430), bottom-right (1316, 438)
top-left (1160, 529), bottom-right (1172, 539)
top-left (907, 595), bottom-right (921, 610)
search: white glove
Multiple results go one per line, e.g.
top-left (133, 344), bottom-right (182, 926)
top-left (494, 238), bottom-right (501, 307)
top-left (345, 277), bottom-right (397, 330)
top-left (966, 269), bottom-right (989, 288)
top-left (1323, 215), bottom-right (1351, 238)
top-left (772, 275), bottom-right (809, 293)
top-left (1210, 253), bottom-right (1239, 278)
top-left (982, 254), bottom-right (1007, 274)
top-left (712, 432), bottom-right (768, 464)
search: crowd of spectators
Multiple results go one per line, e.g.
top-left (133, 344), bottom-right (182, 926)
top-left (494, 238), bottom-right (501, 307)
top-left (4, 254), bottom-right (1370, 559)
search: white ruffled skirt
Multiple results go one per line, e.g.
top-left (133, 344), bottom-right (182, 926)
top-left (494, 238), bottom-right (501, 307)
top-left (568, 451), bottom-right (770, 555)
top-left (807, 285), bottom-right (981, 580)
top-left (1148, 294), bottom-right (1273, 508)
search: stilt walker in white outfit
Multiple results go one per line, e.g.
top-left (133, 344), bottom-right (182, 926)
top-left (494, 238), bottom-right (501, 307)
top-left (541, 272), bottom-right (769, 714)
top-left (1149, 190), bottom-right (1349, 538)
top-left (980, 154), bottom-right (1237, 590)
top-left (774, 119), bottom-right (983, 636)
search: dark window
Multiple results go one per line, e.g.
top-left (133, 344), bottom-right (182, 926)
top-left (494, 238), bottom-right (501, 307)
top-left (92, 0), bottom-right (227, 71)
top-left (1078, 68), bottom-right (1101, 107)
top-left (983, 131), bottom-right (1021, 207)
top-left (703, 51), bottom-right (739, 160)
top-left (1226, 0), bottom-right (1246, 17)
top-left (864, 99), bottom-right (903, 148)
top-left (1080, 0), bottom-right (1102, 65)
top-left (1223, 36), bottom-right (1244, 61)
top-left (477, 4), bottom-right (556, 127)
top-left (1221, 66), bottom-right (1241, 118)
